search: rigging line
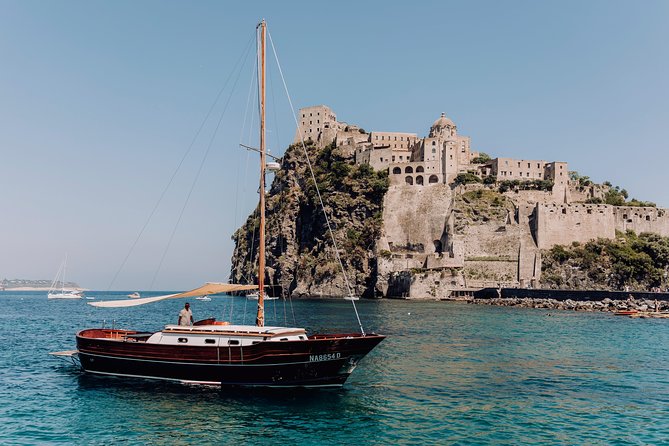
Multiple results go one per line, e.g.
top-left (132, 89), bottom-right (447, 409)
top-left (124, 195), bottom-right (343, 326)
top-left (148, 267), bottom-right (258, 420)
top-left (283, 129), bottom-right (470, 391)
top-left (233, 59), bottom-right (259, 283)
top-left (234, 53), bottom-right (259, 285)
top-left (268, 57), bottom-right (281, 155)
top-left (107, 32), bottom-right (255, 291)
top-left (288, 291), bottom-right (297, 326)
top-left (282, 289), bottom-right (288, 326)
top-left (148, 40), bottom-right (254, 290)
top-left (268, 28), bottom-right (366, 336)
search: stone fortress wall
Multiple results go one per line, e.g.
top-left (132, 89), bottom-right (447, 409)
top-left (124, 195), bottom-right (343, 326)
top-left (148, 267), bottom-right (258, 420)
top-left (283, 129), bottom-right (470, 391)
top-left (293, 105), bottom-right (668, 298)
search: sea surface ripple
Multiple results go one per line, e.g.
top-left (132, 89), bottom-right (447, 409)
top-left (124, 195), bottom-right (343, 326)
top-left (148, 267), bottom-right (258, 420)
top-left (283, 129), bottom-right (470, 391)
top-left (1, 291), bottom-right (668, 445)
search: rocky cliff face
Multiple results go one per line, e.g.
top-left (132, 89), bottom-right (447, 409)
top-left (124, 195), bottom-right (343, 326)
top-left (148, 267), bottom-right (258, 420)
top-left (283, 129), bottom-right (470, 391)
top-left (229, 141), bottom-right (388, 298)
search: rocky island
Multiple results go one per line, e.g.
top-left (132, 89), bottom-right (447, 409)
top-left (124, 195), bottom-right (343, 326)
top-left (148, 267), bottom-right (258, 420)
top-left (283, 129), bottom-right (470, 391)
top-left (230, 105), bottom-right (669, 305)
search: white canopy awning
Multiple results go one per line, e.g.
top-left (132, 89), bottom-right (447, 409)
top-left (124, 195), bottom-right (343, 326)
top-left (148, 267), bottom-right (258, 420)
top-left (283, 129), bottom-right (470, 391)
top-left (88, 282), bottom-right (258, 308)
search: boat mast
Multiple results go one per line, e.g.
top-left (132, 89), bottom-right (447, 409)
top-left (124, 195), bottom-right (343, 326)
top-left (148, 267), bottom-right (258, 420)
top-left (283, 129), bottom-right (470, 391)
top-left (256, 19), bottom-right (266, 327)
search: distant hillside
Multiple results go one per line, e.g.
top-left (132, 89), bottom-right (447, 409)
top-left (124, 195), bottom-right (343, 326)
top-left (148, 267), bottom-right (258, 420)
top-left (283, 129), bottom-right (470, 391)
top-left (1, 279), bottom-right (80, 290)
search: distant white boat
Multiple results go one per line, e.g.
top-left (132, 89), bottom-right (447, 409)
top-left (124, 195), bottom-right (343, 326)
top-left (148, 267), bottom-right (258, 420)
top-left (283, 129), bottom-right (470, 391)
top-left (47, 254), bottom-right (83, 300)
top-left (127, 292), bottom-right (141, 299)
top-left (345, 296), bottom-right (360, 301)
top-left (247, 292), bottom-right (278, 301)
top-left (195, 296), bottom-right (211, 301)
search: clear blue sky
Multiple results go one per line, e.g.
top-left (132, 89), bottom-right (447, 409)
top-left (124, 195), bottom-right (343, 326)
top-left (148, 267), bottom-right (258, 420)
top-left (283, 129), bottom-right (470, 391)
top-left (1, 0), bottom-right (667, 290)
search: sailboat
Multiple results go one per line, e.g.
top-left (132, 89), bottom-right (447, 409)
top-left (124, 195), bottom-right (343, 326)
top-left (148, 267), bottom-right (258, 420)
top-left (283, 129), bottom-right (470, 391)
top-left (64, 21), bottom-right (384, 388)
top-left (246, 291), bottom-right (278, 301)
top-left (47, 254), bottom-right (83, 299)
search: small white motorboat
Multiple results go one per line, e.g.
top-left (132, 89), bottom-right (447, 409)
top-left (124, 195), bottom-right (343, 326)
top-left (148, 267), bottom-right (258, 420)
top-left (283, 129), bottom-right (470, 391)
top-left (128, 292), bottom-right (141, 299)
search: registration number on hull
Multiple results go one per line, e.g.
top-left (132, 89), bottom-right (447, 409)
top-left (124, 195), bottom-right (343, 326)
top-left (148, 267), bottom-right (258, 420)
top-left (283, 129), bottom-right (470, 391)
top-left (309, 353), bottom-right (341, 362)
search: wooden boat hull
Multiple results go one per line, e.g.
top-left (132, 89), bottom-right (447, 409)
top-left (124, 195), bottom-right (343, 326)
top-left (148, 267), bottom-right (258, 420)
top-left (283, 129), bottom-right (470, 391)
top-left (76, 330), bottom-right (384, 387)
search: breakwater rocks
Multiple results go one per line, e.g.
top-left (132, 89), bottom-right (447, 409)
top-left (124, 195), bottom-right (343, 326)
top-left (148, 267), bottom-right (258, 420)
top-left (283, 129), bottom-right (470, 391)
top-left (469, 296), bottom-right (668, 313)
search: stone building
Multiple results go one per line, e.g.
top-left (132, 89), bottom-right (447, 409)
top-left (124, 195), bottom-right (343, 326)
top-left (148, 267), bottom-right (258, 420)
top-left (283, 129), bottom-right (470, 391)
top-left (293, 105), bottom-right (340, 147)
top-left (408, 113), bottom-right (472, 184)
top-left (294, 105), bottom-right (566, 194)
top-left (486, 158), bottom-right (569, 198)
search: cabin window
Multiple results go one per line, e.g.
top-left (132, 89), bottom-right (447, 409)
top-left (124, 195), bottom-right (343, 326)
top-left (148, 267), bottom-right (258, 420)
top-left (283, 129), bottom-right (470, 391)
top-left (299, 335), bottom-right (306, 340)
top-left (205, 339), bottom-right (216, 344)
top-left (178, 338), bottom-right (188, 343)
top-left (280, 338), bottom-right (289, 341)
top-left (252, 341), bottom-right (260, 345)
top-left (228, 340), bottom-right (240, 346)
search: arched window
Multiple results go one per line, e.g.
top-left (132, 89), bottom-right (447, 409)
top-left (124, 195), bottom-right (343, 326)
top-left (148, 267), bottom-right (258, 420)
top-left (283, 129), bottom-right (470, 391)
top-left (405, 166), bottom-right (413, 174)
top-left (429, 175), bottom-right (439, 183)
top-left (432, 141), bottom-right (436, 146)
top-left (416, 166), bottom-right (424, 173)
top-left (392, 167), bottom-right (401, 174)
top-left (405, 176), bottom-right (413, 185)
top-left (416, 175), bottom-right (424, 185)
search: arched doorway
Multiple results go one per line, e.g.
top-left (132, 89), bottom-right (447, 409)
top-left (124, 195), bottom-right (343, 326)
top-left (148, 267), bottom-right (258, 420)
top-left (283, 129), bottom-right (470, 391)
top-left (405, 176), bottom-right (413, 185)
top-left (416, 175), bottom-right (424, 185)
top-left (392, 167), bottom-right (401, 174)
top-left (429, 175), bottom-right (439, 184)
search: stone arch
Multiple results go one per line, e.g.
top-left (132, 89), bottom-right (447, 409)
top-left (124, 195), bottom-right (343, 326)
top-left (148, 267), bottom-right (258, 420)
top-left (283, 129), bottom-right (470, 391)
top-left (416, 175), bottom-right (424, 185)
top-left (416, 165), bottom-right (424, 173)
top-left (392, 167), bottom-right (401, 174)
top-left (405, 176), bottom-right (413, 185)
top-left (405, 166), bottom-right (413, 174)
top-left (429, 175), bottom-right (439, 183)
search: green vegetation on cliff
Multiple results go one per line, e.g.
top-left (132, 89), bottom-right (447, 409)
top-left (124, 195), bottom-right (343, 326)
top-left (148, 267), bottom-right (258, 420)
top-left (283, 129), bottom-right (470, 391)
top-left (230, 141), bottom-right (389, 298)
top-left (453, 189), bottom-right (514, 233)
top-left (570, 172), bottom-right (656, 207)
top-left (542, 230), bottom-right (669, 290)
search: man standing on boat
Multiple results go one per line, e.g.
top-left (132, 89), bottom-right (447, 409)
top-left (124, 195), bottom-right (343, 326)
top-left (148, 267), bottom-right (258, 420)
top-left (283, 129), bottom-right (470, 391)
top-left (178, 303), bottom-right (193, 326)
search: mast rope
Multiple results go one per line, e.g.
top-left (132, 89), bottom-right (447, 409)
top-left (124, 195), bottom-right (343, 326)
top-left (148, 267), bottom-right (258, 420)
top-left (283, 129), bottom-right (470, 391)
top-left (267, 28), bottom-right (366, 336)
top-left (149, 35), bottom-right (255, 290)
top-left (107, 33), bottom-right (255, 291)
top-left (234, 55), bottom-right (259, 285)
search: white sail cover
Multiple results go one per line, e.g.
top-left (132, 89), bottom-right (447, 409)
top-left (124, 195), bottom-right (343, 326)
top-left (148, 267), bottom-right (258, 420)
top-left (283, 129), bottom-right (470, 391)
top-left (88, 282), bottom-right (258, 308)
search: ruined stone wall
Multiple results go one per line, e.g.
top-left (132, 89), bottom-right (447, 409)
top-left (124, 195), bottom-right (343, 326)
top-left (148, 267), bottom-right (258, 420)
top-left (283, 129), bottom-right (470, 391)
top-left (336, 130), bottom-right (369, 147)
top-left (614, 207), bottom-right (669, 236)
top-left (379, 184), bottom-right (453, 254)
top-left (502, 189), bottom-right (563, 205)
top-left (376, 184), bottom-right (455, 295)
top-left (535, 203), bottom-right (615, 249)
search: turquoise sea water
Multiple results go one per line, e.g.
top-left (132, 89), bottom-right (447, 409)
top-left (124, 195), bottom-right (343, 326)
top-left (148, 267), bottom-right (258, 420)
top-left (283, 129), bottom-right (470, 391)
top-left (2, 291), bottom-right (669, 445)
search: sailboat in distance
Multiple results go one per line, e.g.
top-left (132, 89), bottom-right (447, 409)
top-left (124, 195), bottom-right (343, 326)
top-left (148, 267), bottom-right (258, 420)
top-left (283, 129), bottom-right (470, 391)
top-left (68, 21), bottom-right (385, 388)
top-left (47, 254), bottom-right (83, 299)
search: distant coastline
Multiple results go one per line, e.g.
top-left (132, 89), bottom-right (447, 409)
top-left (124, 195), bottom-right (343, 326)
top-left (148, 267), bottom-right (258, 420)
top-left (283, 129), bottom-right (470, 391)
top-left (2, 287), bottom-right (88, 292)
top-left (1, 279), bottom-right (83, 292)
